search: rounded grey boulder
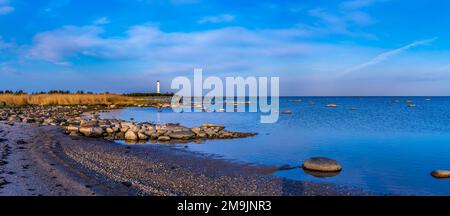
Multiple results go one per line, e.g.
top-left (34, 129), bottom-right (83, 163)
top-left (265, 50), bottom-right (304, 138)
top-left (302, 157), bottom-right (342, 172)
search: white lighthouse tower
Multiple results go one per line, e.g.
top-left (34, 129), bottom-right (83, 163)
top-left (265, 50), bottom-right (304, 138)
top-left (156, 80), bottom-right (160, 94)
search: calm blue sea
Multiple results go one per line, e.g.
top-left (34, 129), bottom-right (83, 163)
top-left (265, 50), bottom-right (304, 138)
top-left (100, 96), bottom-right (450, 195)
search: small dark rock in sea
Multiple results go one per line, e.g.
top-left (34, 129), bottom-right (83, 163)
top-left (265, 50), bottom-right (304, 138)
top-left (281, 110), bottom-right (293, 115)
top-left (302, 157), bottom-right (342, 172)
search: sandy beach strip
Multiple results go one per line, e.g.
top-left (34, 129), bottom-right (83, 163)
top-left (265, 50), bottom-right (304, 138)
top-left (0, 122), bottom-right (367, 196)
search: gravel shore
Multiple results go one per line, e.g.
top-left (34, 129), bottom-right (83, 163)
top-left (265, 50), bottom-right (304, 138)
top-left (0, 122), bottom-right (367, 196)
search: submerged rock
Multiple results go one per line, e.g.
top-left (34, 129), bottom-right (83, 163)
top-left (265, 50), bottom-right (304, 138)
top-left (303, 169), bottom-right (341, 178)
top-left (302, 157), bottom-right (342, 172)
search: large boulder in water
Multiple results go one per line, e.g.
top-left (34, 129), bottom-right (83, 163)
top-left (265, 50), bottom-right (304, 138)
top-left (431, 170), bottom-right (450, 178)
top-left (302, 157), bottom-right (342, 172)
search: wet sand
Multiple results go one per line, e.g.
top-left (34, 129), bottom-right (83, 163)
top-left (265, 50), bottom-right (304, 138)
top-left (0, 122), bottom-right (367, 196)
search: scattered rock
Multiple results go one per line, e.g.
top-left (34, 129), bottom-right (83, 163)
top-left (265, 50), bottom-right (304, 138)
top-left (281, 110), bottom-right (293, 115)
top-left (1, 105), bottom-right (257, 144)
top-left (138, 132), bottom-right (148, 140)
top-left (168, 131), bottom-right (195, 140)
top-left (66, 126), bottom-right (79, 133)
top-left (158, 136), bottom-right (171, 142)
top-left (125, 131), bottom-right (138, 141)
top-left (79, 127), bottom-right (93, 137)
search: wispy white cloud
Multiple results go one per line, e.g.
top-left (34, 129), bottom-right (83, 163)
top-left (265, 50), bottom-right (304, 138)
top-left (343, 38), bottom-right (437, 75)
top-left (340, 0), bottom-right (387, 10)
top-left (307, 8), bottom-right (376, 38)
top-left (198, 14), bottom-right (235, 24)
top-left (138, 0), bottom-right (200, 5)
top-left (0, 36), bottom-right (15, 51)
top-left (93, 17), bottom-right (110, 25)
top-left (27, 25), bottom-right (105, 64)
top-left (25, 21), bottom-right (349, 76)
top-left (0, 0), bottom-right (14, 15)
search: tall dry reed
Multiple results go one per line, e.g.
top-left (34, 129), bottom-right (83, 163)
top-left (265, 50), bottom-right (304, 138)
top-left (0, 94), bottom-right (137, 106)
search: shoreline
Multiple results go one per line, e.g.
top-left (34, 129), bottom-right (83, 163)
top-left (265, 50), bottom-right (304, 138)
top-left (0, 122), bottom-right (368, 196)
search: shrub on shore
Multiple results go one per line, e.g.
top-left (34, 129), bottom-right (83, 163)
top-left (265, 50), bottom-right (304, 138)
top-left (0, 93), bottom-right (138, 106)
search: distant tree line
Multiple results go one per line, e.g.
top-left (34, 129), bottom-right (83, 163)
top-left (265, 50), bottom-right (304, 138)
top-left (124, 92), bottom-right (174, 97)
top-left (0, 90), bottom-right (26, 95)
top-left (0, 90), bottom-right (100, 95)
top-left (0, 90), bottom-right (173, 97)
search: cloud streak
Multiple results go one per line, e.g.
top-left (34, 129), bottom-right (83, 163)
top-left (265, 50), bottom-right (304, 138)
top-left (342, 38), bottom-right (437, 75)
top-left (26, 22), bottom-right (341, 75)
top-left (340, 0), bottom-right (387, 10)
top-left (198, 14), bottom-right (235, 24)
top-left (0, 0), bottom-right (14, 15)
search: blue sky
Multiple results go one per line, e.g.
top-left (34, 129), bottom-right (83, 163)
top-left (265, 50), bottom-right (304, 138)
top-left (1, 0), bottom-right (450, 95)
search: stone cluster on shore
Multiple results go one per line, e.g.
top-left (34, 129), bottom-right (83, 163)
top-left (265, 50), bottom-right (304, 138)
top-left (66, 120), bottom-right (256, 142)
top-left (0, 106), bottom-right (256, 143)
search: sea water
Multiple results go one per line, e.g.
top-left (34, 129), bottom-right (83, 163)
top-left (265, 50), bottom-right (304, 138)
top-left (100, 97), bottom-right (450, 195)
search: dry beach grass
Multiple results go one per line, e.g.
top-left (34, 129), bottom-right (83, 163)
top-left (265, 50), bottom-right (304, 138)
top-left (0, 93), bottom-right (138, 106)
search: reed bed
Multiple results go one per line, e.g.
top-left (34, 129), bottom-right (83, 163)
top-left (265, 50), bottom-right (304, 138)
top-left (0, 94), bottom-right (138, 106)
